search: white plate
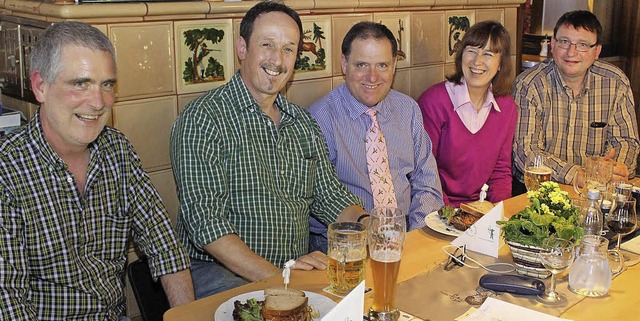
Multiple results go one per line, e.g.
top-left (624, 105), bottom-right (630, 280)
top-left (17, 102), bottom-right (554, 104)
top-left (214, 290), bottom-right (337, 321)
top-left (424, 211), bottom-right (463, 236)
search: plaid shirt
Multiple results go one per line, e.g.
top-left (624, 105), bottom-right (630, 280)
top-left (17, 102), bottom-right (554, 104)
top-left (513, 59), bottom-right (640, 184)
top-left (0, 111), bottom-right (190, 321)
top-left (171, 72), bottom-right (362, 267)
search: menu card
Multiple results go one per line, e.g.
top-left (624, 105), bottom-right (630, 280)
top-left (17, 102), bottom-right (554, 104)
top-left (451, 202), bottom-right (504, 258)
top-left (459, 297), bottom-right (572, 321)
top-left (321, 281), bottom-right (365, 321)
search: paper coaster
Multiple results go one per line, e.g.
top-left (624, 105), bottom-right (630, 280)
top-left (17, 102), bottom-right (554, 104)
top-left (363, 310), bottom-right (424, 321)
top-left (398, 310), bottom-right (424, 321)
top-left (322, 285), bottom-right (373, 298)
top-left (322, 286), bottom-right (346, 298)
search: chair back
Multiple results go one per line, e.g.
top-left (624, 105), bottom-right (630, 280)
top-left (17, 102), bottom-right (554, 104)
top-left (127, 257), bottom-right (170, 321)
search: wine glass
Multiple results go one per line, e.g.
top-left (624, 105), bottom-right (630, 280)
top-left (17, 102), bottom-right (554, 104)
top-left (524, 152), bottom-right (552, 191)
top-left (537, 238), bottom-right (575, 305)
top-left (607, 198), bottom-right (638, 274)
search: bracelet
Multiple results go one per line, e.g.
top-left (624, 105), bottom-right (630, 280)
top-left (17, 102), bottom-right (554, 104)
top-left (356, 214), bottom-right (370, 223)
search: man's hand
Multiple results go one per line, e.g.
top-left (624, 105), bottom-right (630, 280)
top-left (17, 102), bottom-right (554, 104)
top-left (291, 251), bottom-right (328, 271)
top-left (603, 149), bottom-right (630, 180)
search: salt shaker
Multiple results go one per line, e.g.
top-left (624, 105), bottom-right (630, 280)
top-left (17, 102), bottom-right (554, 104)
top-left (539, 38), bottom-right (549, 57)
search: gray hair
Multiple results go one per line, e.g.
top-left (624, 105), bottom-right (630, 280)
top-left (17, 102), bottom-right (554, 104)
top-left (30, 21), bottom-right (115, 83)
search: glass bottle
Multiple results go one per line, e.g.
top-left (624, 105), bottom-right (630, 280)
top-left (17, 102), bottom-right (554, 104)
top-left (582, 189), bottom-right (603, 236)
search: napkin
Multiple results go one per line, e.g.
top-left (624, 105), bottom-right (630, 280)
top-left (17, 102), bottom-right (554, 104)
top-left (451, 202), bottom-right (504, 258)
top-left (321, 281), bottom-right (364, 321)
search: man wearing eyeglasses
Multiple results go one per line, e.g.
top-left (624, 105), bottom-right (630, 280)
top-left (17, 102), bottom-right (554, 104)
top-left (512, 10), bottom-right (639, 191)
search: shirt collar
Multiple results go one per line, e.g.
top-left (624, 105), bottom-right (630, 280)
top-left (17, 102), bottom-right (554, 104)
top-left (29, 108), bottom-right (103, 170)
top-left (550, 59), bottom-right (591, 96)
top-left (339, 83), bottom-right (392, 120)
top-left (230, 71), bottom-right (298, 120)
top-left (446, 79), bottom-right (500, 112)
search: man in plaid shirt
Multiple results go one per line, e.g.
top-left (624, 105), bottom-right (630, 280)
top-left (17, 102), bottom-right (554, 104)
top-left (171, 1), bottom-right (365, 299)
top-left (513, 10), bottom-right (639, 188)
top-left (0, 21), bottom-right (194, 320)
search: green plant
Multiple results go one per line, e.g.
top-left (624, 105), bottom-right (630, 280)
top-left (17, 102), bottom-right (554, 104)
top-left (498, 181), bottom-right (585, 247)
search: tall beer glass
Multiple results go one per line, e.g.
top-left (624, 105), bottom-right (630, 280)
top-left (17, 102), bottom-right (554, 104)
top-left (327, 222), bottom-right (367, 296)
top-left (524, 152), bottom-right (552, 191)
top-left (368, 208), bottom-right (406, 321)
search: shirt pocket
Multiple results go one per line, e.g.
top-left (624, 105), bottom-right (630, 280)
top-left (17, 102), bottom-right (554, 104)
top-left (586, 121), bottom-right (607, 153)
top-left (26, 215), bottom-right (67, 269)
top-left (289, 156), bottom-right (317, 200)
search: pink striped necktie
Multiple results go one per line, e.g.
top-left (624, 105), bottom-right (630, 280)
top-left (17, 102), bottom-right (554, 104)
top-left (364, 108), bottom-right (397, 208)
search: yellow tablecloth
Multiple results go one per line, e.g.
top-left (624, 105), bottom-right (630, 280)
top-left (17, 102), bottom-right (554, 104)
top-left (163, 191), bottom-right (640, 321)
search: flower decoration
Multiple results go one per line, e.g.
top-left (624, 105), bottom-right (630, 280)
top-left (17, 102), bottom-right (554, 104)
top-left (498, 182), bottom-right (585, 247)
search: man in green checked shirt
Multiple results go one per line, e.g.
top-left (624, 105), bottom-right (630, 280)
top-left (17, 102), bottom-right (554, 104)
top-left (0, 22), bottom-right (194, 320)
top-left (171, 1), bottom-right (366, 299)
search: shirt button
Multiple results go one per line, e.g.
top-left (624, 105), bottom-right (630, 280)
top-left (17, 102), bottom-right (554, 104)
top-left (280, 171), bottom-right (285, 175)
top-left (66, 176), bottom-right (73, 183)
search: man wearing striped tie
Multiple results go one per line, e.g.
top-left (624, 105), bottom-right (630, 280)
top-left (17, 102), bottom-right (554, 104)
top-left (308, 21), bottom-right (444, 253)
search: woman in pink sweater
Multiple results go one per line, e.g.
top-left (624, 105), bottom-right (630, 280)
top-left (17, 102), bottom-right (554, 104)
top-left (418, 21), bottom-right (517, 207)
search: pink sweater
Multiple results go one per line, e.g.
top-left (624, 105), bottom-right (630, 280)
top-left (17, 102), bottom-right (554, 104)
top-left (418, 81), bottom-right (517, 206)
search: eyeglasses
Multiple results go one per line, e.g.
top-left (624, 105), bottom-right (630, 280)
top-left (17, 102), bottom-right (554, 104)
top-left (444, 245), bottom-right (466, 271)
top-left (554, 37), bottom-right (598, 52)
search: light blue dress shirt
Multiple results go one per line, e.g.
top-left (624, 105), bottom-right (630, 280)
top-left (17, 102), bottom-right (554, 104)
top-left (308, 84), bottom-right (444, 231)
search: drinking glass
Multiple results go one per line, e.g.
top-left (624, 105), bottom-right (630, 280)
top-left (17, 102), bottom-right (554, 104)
top-left (606, 199), bottom-right (637, 274)
top-left (367, 207), bottom-right (406, 321)
top-left (537, 238), bottom-right (575, 305)
top-left (524, 152), bottom-right (552, 191)
top-left (573, 157), bottom-right (612, 198)
top-left (327, 222), bottom-right (367, 296)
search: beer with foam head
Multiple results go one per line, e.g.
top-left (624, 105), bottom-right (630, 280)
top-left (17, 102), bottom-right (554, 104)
top-left (370, 249), bottom-right (401, 312)
top-left (524, 166), bottom-right (552, 191)
top-left (367, 207), bottom-right (405, 321)
top-left (327, 222), bottom-right (367, 295)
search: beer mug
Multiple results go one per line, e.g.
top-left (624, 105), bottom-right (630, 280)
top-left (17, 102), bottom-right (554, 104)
top-left (327, 221), bottom-right (367, 296)
top-left (368, 208), bottom-right (406, 321)
top-left (574, 157), bottom-right (613, 198)
top-left (524, 152), bottom-right (552, 191)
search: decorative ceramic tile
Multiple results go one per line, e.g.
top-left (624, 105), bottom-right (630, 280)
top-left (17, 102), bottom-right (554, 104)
top-left (112, 96), bottom-right (178, 171)
top-left (332, 75), bottom-right (346, 89)
top-left (374, 12), bottom-right (411, 69)
top-left (293, 15), bottom-right (333, 81)
top-left (174, 19), bottom-right (234, 94)
top-left (445, 10), bottom-right (475, 63)
top-left (411, 65), bottom-right (444, 100)
top-left (476, 9), bottom-right (504, 25)
top-left (178, 93), bottom-right (204, 113)
top-left (392, 68), bottom-right (411, 97)
top-left (232, 18), bottom-right (242, 71)
top-left (332, 14), bottom-right (373, 76)
top-left (411, 11), bottom-right (445, 66)
top-left (286, 78), bottom-right (332, 108)
top-left (148, 169), bottom-right (179, 226)
top-left (108, 22), bottom-right (175, 100)
top-left (504, 7), bottom-right (518, 56)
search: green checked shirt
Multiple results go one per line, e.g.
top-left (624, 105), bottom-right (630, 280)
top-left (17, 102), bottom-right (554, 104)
top-left (171, 72), bottom-right (363, 267)
top-left (0, 111), bottom-right (190, 321)
top-left (513, 59), bottom-right (640, 184)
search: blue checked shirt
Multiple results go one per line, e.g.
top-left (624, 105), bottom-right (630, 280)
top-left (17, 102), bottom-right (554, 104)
top-left (308, 84), bottom-right (444, 230)
top-left (0, 111), bottom-right (190, 321)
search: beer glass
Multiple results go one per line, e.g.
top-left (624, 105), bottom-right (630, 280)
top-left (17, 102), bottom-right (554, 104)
top-left (327, 221), bottom-right (367, 296)
top-left (524, 152), bottom-right (552, 191)
top-left (573, 156), bottom-right (613, 198)
top-left (368, 208), bottom-right (406, 321)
